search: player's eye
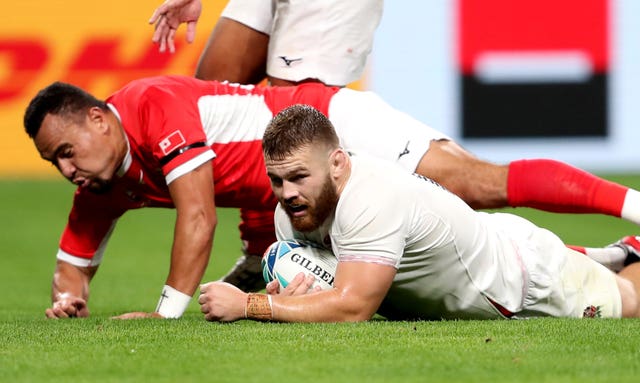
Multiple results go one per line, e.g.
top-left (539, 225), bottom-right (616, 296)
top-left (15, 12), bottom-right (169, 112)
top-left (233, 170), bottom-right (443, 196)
top-left (60, 148), bottom-right (73, 158)
top-left (289, 174), bottom-right (307, 182)
top-left (269, 177), bottom-right (283, 187)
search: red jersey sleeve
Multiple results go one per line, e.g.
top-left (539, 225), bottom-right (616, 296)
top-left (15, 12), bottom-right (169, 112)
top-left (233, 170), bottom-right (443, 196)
top-left (58, 188), bottom-right (128, 266)
top-left (137, 87), bottom-right (214, 182)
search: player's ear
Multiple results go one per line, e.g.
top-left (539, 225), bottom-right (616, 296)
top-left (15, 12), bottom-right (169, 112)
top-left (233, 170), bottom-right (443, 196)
top-left (330, 149), bottom-right (349, 178)
top-left (87, 106), bottom-right (108, 133)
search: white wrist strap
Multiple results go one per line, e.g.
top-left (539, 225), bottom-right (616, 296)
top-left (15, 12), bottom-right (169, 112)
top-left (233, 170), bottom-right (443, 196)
top-left (155, 285), bottom-right (191, 318)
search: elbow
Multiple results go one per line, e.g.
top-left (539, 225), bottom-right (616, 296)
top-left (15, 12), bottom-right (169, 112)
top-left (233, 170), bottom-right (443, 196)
top-left (332, 291), bottom-right (378, 322)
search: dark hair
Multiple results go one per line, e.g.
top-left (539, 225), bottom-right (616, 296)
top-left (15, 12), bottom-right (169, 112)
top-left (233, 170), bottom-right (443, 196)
top-left (263, 104), bottom-right (340, 160)
top-left (23, 82), bottom-right (108, 138)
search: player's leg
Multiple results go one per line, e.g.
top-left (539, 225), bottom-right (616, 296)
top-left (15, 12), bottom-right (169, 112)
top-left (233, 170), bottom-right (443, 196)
top-left (220, 208), bottom-right (277, 292)
top-left (414, 140), bottom-right (509, 209)
top-left (330, 87), bottom-right (640, 223)
top-left (415, 141), bottom-right (640, 224)
top-left (506, 159), bottom-right (640, 224)
top-left (194, 6), bottom-right (270, 83)
top-left (568, 236), bottom-right (640, 272)
top-left (615, 264), bottom-right (640, 317)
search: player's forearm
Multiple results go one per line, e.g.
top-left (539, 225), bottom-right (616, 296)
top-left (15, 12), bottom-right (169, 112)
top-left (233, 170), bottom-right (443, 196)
top-left (51, 260), bottom-right (94, 303)
top-left (268, 290), bottom-right (376, 323)
top-left (165, 214), bottom-right (216, 295)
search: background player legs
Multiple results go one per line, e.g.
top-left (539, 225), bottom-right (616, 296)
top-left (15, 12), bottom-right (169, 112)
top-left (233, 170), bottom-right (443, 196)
top-left (417, 140), bottom-right (640, 226)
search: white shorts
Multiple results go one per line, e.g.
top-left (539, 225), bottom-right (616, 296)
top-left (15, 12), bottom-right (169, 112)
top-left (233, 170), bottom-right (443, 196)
top-left (222, 0), bottom-right (383, 86)
top-left (514, 233), bottom-right (622, 319)
top-left (328, 88), bottom-right (450, 172)
top-left (221, 0), bottom-right (274, 35)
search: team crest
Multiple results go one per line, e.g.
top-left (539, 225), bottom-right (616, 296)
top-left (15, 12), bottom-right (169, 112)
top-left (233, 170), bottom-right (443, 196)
top-left (582, 305), bottom-right (602, 318)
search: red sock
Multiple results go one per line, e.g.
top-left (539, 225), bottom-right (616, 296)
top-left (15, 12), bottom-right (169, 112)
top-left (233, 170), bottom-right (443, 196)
top-left (507, 159), bottom-right (627, 216)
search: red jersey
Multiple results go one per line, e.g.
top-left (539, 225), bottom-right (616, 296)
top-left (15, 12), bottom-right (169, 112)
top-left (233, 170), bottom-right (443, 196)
top-left (58, 75), bottom-right (340, 266)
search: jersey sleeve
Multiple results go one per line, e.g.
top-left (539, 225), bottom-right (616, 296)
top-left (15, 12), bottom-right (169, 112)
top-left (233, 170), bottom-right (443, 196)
top-left (332, 180), bottom-right (406, 269)
top-left (221, 0), bottom-right (275, 35)
top-left (139, 87), bottom-right (215, 184)
top-left (57, 189), bottom-right (126, 267)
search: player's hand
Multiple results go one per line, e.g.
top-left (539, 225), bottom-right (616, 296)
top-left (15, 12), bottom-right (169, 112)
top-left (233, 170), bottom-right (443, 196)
top-left (269, 273), bottom-right (320, 296)
top-left (45, 294), bottom-right (89, 319)
top-left (198, 281), bottom-right (246, 322)
top-left (149, 0), bottom-right (202, 53)
top-left (111, 312), bottom-right (164, 320)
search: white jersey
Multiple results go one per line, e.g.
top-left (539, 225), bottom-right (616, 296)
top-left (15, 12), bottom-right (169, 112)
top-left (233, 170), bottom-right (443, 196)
top-left (221, 0), bottom-right (383, 86)
top-left (275, 153), bottom-right (621, 319)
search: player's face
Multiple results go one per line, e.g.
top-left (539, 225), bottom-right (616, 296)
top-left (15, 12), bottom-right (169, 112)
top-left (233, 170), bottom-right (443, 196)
top-left (266, 145), bottom-right (339, 232)
top-left (34, 110), bottom-right (121, 194)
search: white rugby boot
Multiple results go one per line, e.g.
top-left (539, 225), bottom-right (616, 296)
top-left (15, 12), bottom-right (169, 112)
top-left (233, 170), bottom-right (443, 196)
top-left (608, 235), bottom-right (640, 268)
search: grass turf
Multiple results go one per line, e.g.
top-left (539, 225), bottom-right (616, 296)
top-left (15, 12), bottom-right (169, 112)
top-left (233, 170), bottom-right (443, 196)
top-left (2, 177), bottom-right (640, 382)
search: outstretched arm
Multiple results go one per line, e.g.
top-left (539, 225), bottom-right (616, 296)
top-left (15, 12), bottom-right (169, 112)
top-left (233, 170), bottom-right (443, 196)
top-left (199, 261), bottom-right (396, 322)
top-left (149, 0), bottom-right (202, 53)
top-left (116, 161), bottom-right (216, 319)
top-left (45, 260), bottom-right (97, 319)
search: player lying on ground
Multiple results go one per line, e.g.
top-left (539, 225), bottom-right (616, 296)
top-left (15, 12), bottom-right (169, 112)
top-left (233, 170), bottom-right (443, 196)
top-left (198, 105), bottom-right (640, 322)
top-left (24, 75), bottom-right (640, 319)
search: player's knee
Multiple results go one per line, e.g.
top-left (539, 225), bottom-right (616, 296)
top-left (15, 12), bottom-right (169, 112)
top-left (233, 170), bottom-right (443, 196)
top-left (418, 141), bottom-right (509, 209)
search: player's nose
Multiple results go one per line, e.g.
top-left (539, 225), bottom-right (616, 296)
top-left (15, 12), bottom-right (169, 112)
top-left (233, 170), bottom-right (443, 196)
top-left (58, 159), bottom-right (76, 180)
top-left (281, 180), bottom-right (299, 200)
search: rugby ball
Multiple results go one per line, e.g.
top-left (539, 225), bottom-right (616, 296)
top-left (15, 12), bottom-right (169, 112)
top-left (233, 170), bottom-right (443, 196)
top-left (262, 240), bottom-right (338, 291)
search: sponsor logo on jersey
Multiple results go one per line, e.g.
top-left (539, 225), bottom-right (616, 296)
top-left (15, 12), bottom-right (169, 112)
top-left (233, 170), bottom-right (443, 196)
top-left (158, 130), bottom-right (186, 155)
top-left (398, 141), bottom-right (411, 160)
top-left (278, 56), bottom-right (303, 67)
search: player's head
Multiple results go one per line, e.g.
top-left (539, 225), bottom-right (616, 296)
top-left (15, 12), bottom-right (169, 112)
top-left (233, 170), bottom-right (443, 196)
top-left (23, 82), bottom-right (126, 194)
top-left (263, 104), bottom-right (349, 232)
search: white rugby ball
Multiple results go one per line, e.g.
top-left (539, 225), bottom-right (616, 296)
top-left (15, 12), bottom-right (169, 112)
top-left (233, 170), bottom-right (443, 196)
top-left (262, 240), bottom-right (338, 291)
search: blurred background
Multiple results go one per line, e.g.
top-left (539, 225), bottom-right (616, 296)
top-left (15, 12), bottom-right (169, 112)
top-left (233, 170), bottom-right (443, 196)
top-left (2, 0), bottom-right (639, 177)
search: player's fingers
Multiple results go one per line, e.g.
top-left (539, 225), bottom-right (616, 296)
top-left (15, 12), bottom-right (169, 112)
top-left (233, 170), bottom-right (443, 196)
top-left (152, 17), bottom-right (169, 44)
top-left (52, 305), bottom-right (71, 318)
top-left (151, 24), bottom-right (163, 43)
top-left (280, 273), bottom-right (305, 296)
top-left (159, 36), bottom-right (167, 53)
top-left (149, 8), bottom-right (164, 24)
top-left (265, 280), bottom-right (280, 295)
top-left (197, 291), bottom-right (208, 305)
top-left (45, 308), bottom-right (59, 319)
top-left (292, 274), bottom-right (316, 295)
top-left (167, 28), bottom-right (177, 53)
top-left (185, 21), bottom-right (197, 43)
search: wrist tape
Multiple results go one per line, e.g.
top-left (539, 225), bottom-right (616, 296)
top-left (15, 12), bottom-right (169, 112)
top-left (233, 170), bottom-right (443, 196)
top-left (155, 285), bottom-right (191, 318)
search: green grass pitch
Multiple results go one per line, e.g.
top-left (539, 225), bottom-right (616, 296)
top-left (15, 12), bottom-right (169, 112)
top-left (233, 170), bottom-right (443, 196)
top-left (2, 177), bottom-right (640, 382)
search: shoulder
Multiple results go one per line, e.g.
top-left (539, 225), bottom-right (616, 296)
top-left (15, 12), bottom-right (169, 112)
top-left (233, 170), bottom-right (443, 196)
top-left (107, 76), bottom-right (210, 105)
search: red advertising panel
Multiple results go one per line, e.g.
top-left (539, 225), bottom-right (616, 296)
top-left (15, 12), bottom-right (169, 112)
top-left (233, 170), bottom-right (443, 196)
top-left (458, 0), bottom-right (609, 138)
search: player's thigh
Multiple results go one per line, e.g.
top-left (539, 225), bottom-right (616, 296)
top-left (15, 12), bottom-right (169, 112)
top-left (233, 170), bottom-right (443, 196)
top-left (328, 88), bottom-right (446, 172)
top-left (239, 208), bottom-right (278, 255)
top-left (560, 249), bottom-right (623, 318)
top-left (195, 17), bottom-right (269, 83)
top-left (416, 141), bottom-right (509, 208)
top-left (615, 263), bottom-right (640, 317)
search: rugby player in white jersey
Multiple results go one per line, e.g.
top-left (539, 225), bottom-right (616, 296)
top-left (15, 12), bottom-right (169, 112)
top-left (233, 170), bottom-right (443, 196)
top-left (199, 105), bottom-right (640, 322)
top-left (148, 0), bottom-right (640, 294)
